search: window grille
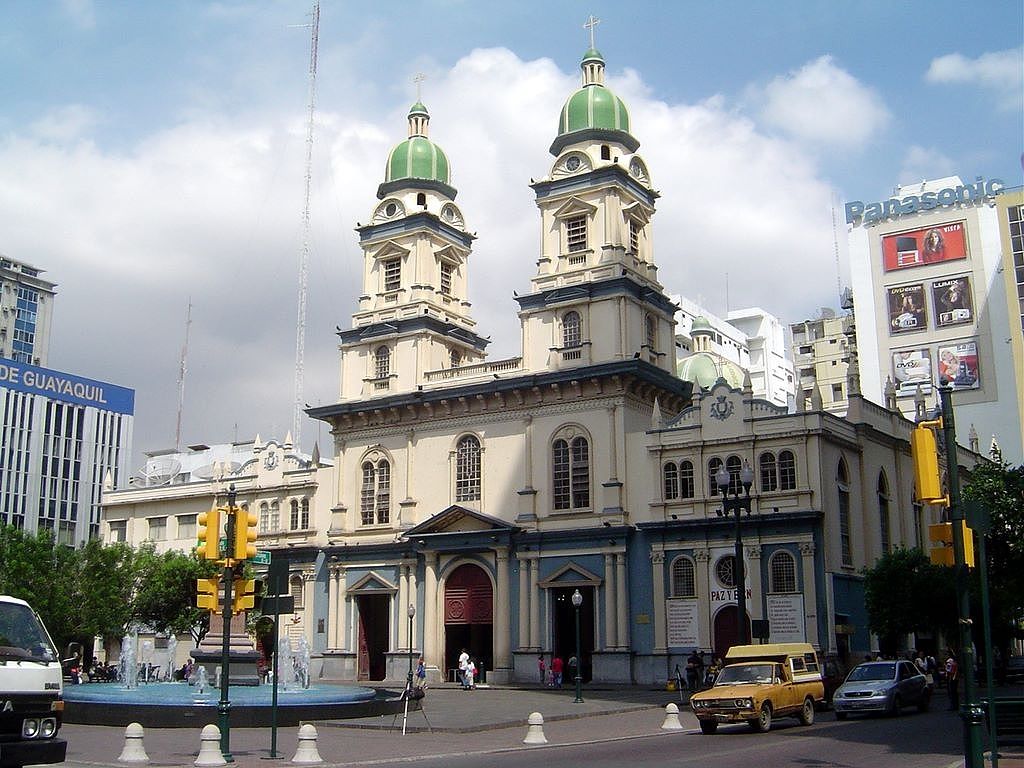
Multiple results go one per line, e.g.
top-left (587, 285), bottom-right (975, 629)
top-left (760, 453), bottom-right (778, 492)
top-left (455, 436), bottom-right (481, 502)
top-left (779, 451), bottom-right (796, 490)
top-left (679, 461), bottom-right (695, 498)
top-left (383, 258), bottom-right (401, 291)
top-left (770, 551), bottom-right (797, 593)
top-left (671, 557), bottom-right (696, 597)
top-left (566, 215), bottom-right (587, 253)
top-left (663, 462), bottom-right (679, 500)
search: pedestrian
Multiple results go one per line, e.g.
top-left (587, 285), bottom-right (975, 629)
top-left (945, 650), bottom-right (959, 711)
top-left (551, 655), bottom-right (564, 688)
top-left (538, 654), bottom-right (546, 686)
top-left (415, 657), bottom-right (426, 688)
top-left (458, 647), bottom-right (470, 689)
top-left (465, 658), bottom-right (476, 689)
top-left (568, 655), bottom-right (578, 684)
top-left (686, 649), bottom-right (700, 691)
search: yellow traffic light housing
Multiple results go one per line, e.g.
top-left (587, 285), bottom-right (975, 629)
top-left (928, 520), bottom-right (975, 568)
top-left (232, 506), bottom-right (259, 562)
top-left (911, 423), bottom-right (945, 503)
top-left (232, 578), bottom-right (256, 615)
top-left (196, 507), bottom-right (222, 560)
top-left (196, 577), bottom-right (220, 611)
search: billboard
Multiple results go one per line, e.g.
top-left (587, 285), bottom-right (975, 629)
top-left (931, 276), bottom-right (974, 327)
top-left (892, 348), bottom-right (932, 397)
top-left (937, 340), bottom-right (980, 390)
top-left (887, 283), bottom-right (927, 335)
top-left (0, 359), bottom-right (134, 415)
top-left (881, 221), bottom-right (968, 272)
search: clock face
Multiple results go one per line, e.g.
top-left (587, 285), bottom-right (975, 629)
top-left (629, 158), bottom-right (648, 181)
top-left (565, 155), bottom-right (582, 172)
top-left (264, 452), bottom-right (278, 470)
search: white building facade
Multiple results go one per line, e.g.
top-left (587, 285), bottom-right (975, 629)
top-left (1, 255), bottom-right (56, 367)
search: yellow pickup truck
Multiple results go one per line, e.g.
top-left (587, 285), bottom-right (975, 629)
top-left (690, 643), bottom-right (825, 734)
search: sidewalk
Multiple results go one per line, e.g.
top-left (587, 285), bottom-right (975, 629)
top-left (59, 683), bottom-right (688, 768)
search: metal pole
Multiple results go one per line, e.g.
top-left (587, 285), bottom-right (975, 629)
top-left (939, 386), bottom-right (985, 768)
top-left (976, 530), bottom-right (998, 768)
top-left (734, 503), bottom-right (748, 646)
top-left (270, 575), bottom-right (281, 759)
top-left (219, 485), bottom-right (236, 762)
top-left (574, 599), bottom-right (583, 703)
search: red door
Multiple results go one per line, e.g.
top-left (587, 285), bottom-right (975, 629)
top-left (444, 564), bottom-right (493, 680)
top-left (713, 605), bottom-right (751, 658)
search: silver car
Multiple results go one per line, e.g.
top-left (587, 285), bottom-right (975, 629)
top-left (833, 660), bottom-right (932, 718)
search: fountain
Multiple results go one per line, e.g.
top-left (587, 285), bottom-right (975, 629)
top-left (196, 666), bottom-right (209, 696)
top-left (295, 636), bottom-right (311, 689)
top-left (165, 635), bottom-right (178, 681)
top-left (278, 636), bottom-right (295, 691)
top-left (118, 632), bottom-right (138, 689)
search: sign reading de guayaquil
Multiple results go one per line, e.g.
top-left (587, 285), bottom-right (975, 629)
top-left (845, 177), bottom-right (1004, 227)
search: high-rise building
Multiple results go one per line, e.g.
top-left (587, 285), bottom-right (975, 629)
top-left (847, 176), bottom-right (1022, 463)
top-left (0, 255), bottom-right (57, 367)
top-left (790, 312), bottom-right (854, 414)
top-left (994, 186), bottom-right (1024, 457)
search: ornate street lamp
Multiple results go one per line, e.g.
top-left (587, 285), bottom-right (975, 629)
top-left (715, 461), bottom-right (755, 646)
top-left (406, 603), bottom-right (416, 690)
top-left (572, 589), bottom-right (584, 703)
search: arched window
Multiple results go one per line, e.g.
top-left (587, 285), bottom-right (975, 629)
top-left (679, 461), bottom-right (695, 499)
top-left (663, 462), bottom-right (679, 500)
top-left (769, 551), bottom-right (797, 593)
top-left (779, 450), bottom-right (797, 490)
top-left (300, 498), bottom-right (310, 529)
top-left (450, 348), bottom-right (461, 368)
top-left (553, 436), bottom-right (590, 510)
top-left (708, 457), bottom-right (723, 496)
top-left (269, 501), bottom-right (280, 532)
top-left (374, 346), bottom-right (390, 379)
top-left (416, 192), bottom-right (426, 207)
top-left (878, 471), bottom-right (891, 554)
top-left (456, 435), bottom-right (482, 502)
top-left (838, 459), bottom-right (852, 566)
top-left (600, 145), bottom-right (611, 160)
top-left (715, 555), bottom-right (736, 588)
top-left (563, 311), bottom-right (582, 349)
top-left (289, 499), bottom-right (300, 530)
top-left (290, 574), bottom-right (304, 609)
top-left (645, 314), bottom-right (656, 353)
top-left (726, 455), bottom-right (743, 495)
top-left (671, 557), bottom-right (696, 598)
top-left (360, 459), bottom-right (391, 525)
top-left (259, 502), bottom-right (270, 533)
top-left (759, 452), bottom-right (778, 492)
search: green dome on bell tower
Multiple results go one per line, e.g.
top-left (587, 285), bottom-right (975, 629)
top-left (550, 47), bottom-right (639, 155)
top-left (384, 102), bottom-right (451, 186)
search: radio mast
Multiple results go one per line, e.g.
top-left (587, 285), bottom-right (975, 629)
top-left (291, 1), bottom-right (320, 449)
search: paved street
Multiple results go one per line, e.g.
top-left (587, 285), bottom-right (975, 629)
top-left (55, 684), bottom-right (1023, 768)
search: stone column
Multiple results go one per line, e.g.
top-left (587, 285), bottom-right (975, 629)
top-left (651, 551), bottom-right (665, 652)
top-left (397, 562), bottom-right (409, 649)
top-left (302, 570), bottom-right (316, 641)
top-left (517, 555), bottom-right (529, 649)
top-left (494, 548), bottom-right (511, 673)
top-left (327, 565), bottom-right (339, 650)
top-left (423, 552), bottom-right (439, 667)
top-left (694, 549), bottom-right (711, 650)
top-left (335, 568), bottom-right (348, 651)
top-left (799, 542), bottom-right (818, 643)
top-left (604, 553), bottom-right (616, 649)
top-left (528, 558), bottom-right (540, 649)
top-left (615, 552), bottom-right (628, 649)
top-left (408, 560), bottom-right (418, 651)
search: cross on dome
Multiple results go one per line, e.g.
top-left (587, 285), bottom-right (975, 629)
top-left (583, 15), bottom-right (601, 49)
top-left (413, 72), bottom-right (426, 102)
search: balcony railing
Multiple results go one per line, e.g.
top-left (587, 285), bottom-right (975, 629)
top-left (424, 357), bottom-right (523, 382)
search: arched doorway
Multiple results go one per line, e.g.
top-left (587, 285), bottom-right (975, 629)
top-left (713, 605), bottom-right (751, 659)
top-left (444, 563), bottom-right (493, 682)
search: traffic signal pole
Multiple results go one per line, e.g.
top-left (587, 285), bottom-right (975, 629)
top-left (938, 386), bottom-right (985, 768)
top-left (219, 484), bottom-right (237, 762)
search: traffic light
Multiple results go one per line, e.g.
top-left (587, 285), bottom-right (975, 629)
top-left (928, 521), bottom-right (975, 568)
top-left (196, 577), bottom-right (220, 611)
top-left (232, 578), bottom-right (256, 615)
top-left (232, 506), bottom-right (259, 562)
top-left (196, 507), bottom-right (221, 560)
top-left (911, 423), bottom-right (945, 503)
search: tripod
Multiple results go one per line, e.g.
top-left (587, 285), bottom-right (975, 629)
top-left (390, 678), bottom-right (432, 735)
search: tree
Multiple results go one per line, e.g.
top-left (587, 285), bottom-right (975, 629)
top-left (131, 546), bottom-right (215, 644)
top-left (863, 547), bottom-right (955, 654)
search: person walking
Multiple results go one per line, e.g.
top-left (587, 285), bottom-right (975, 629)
top-left (414, 657), bottom-right (426, 689)
top-left (551, 655), bottom-right (564, 688)
top-left (537, 654), bottom-right (546, 686)
top-left (458, 648), bottom-right (470, 689)
top-left (945, 650), bottom-right (959, 711)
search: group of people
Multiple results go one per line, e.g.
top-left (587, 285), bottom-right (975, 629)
top-left (457, 648), bottom-right (479, 690)
top-left (673, 650), bottom-right (722, 691)
top-left (536, 653), bottom-right (579, 688)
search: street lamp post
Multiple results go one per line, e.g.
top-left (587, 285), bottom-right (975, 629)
top-left (406, 604), bottom-right (416, 691)
top-left (715, 462), bottom-right (755, 646)
top-left (572, 589), bottom-right (583, 703)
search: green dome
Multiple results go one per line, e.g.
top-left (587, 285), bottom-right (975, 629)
top-left (385, 136), bottom-right (450, 185)
top-left (690, 316), bottom-right (714, 334)
top-left (557, 84), bottom-right (630, 136)
top-left (676, 352), bottom-right (746, 391)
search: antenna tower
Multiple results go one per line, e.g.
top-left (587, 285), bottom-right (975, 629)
top-left (292, 1), bottom-right (320, 448)
top-left (174, 300), bottom-right (193, 451)
top-left (831, 197), bottom-right (843, 308)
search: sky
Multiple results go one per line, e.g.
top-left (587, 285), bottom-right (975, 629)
top-left (1, 0), bottom-right (1021, 472)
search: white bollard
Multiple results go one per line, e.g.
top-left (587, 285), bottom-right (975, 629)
top-left (523, 711), bottom-right (548, 745)
top-left (661, 702), bottom-right (684, 730)
top-left (117, 722), bottom-right (150, 763)
top-left (195, 724), bottom-right (226, 767)
top-left (291, 723), bottom-right (323, 764)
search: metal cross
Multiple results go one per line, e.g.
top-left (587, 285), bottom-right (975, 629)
top-left (583, 15), bottom-right (601, 48)
top-left (413, 72), bottom-right (426, 102)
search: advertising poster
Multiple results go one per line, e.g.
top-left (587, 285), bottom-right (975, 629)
top-left (892, 348), bottom-right (932, 396)
top-left (937, 340), bottom-right (980, 390)
top-left (931, 276), bottom-right (974, 327)
top-left (887, 283), bottom-right (927, 335)
top-left (881, 221), bottom-right (968, 272)
top-left (767, 595), bottom-right (805, 643)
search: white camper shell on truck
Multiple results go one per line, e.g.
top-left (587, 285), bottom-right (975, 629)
top-left (0, 595), bottom-right (67, 768)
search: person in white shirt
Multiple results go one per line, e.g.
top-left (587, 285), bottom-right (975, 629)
top-left (458, 648), bottom-right (470, 689)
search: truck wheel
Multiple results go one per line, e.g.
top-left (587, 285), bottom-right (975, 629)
top-left (798, 697), bottom-right (815, 725)
top-left (750, 703), bottom-right (772, 732)
top-left (699, 720), bottom-right (718, 734)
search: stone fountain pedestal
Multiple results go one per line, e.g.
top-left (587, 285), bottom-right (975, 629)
top-left (190, 611), bottom-right (261, 686)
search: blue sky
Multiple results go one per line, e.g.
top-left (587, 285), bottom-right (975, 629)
top-left (1, 0), bottom-right (1021, 464)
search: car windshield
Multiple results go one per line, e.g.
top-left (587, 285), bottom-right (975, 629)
top-left (715, 663), bottom-right (776, 685)
top-left (0, 601), bottom-right (58, 662)
top-left (846, 663), bottom-right (896, 682)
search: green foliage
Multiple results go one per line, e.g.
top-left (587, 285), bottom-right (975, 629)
top-left (132, 546), bottom-right (216, 643)
top-left (863, 547), bottom-right (956, 648)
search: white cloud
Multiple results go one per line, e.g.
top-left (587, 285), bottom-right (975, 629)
top-left (29, 104), bottom-right (100, 142)
top-left (59, 0), bottom-right (95, 30)
top-left (757, 56), bottom-right (890, 147)
top-left (926, 48), bottom-right (1024, 110)
top-left (898, 146), bottom-right (957, 188)
top-left (0, 48), bottom-right (839, 464)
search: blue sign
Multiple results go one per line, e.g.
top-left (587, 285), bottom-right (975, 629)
top-left (0, 359), bottom-right (134, 415)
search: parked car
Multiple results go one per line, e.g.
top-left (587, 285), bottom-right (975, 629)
top-left (833, 660), bottom-right (931, 719)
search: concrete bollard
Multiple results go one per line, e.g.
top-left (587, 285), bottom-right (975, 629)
top-left (661, 702), bottom-right (684, 730)
top-left (117, 722), bottom-right (150, 763)
top-left (523, 711), bottom-right (548, 745)
top-left (195, 724), bottom-right (226, 767)
top-left (291, 723), bottom-right (323, 764)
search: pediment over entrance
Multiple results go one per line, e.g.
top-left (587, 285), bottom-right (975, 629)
top-left (348, 571), bottom-right (397, 594)
top-left (406, 505), bottom-right (518, 538)
top-left (538, 562), bottom-right (602, 588)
